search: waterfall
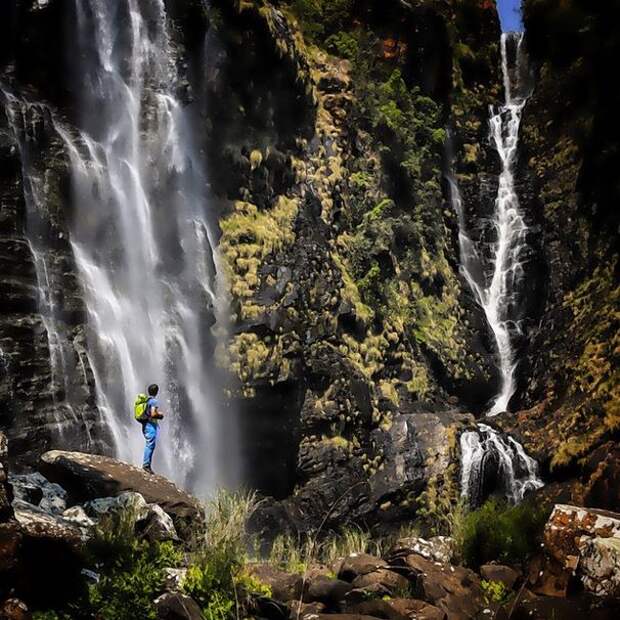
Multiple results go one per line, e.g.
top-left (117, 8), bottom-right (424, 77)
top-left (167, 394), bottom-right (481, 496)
top-left (448, 33), bottom-right (542, 504)
top-left (50, 0), bottom-right (226, 492)
top-left (460, 424), bottom-right (543, 506)
top-left (1, 91), bottom-right (93, 446)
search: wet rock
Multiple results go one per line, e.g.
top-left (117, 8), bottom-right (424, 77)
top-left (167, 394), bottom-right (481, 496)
top-left (0, 432), bottom-right (21, 585)
top-left (479, 564), bottom-right (520, 590)
top-left (39, 451), bottom-right (202, 534)
top-left (246, 563), bottom-right (303, 602)
top-left (154, 592), bottom-right (204, 620)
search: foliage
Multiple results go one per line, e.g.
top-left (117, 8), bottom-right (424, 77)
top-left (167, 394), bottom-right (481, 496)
top-left (457, 499), bottom-right (550, 569)
top-left (325, 30), bottom-right (359, 60)
top-left (289, 0), bottom-right (354, 42)
top-left (481, 579), bottom-right (511, 605)
top-left (183, 489), bottom-right (260, 619)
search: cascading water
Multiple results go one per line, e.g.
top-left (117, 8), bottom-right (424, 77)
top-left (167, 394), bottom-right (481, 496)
top-left (449, 32), bottom-right (543, 504)
top-left (460, 424), bottom-right (543, 506)
top-left (1, 92), bottom-right (93, 445)
top-left (53, 0), bottom-right (227, 493)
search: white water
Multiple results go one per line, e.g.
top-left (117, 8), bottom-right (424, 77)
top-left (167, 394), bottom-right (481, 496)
top-left (460, 424), bottom-right (543, 505)
top-left (449, 33), bottom-right (531, 416)
top-left (1, 92), bottom-right (90, 443)
top-left (56, 0), bottom-right (224, 492)
top-left (449, 33), bottom-right (542, 504)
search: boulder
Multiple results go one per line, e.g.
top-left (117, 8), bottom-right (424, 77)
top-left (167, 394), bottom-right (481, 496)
top-left (479, 564), bottom-right (520, 590)
top-left (83, 491), bottom-right (150, 522)
top-left (338, 553), bottom-right (387, 581)
top-left (385, 598), bottom-right (445, 620)
top-left (579, 536), bottom-right (620, 597)
top-left (11, 503), bottom-right (85, 608)
top-left (389, 536), bottom-right (454, 565)
top-left (163, 568), bottom-right (188, 592)
top-left (538, 504), bottom-right (620, 597)
top-left (0, 432), bottom-right (22, 582)
top-left (348, 598), bottom-right (444, 620)
top-left (404, 554), bottom-right (484, 620)
top-left (351, 569), bottom-right (410, 594)
top-left (154, 592), bottom-right (204, 620)
top-left (303, 575), bottom-right (353, 606)
top-left (143, 503), bottom-right (179, 542)
top-left (246, 564), bottom-right (303, 602)
top-left (0, 598), bottom-right (30, 620)
top-left (61, 506), bottom-right (95, 529)
top-left (39, 451), bottom-right (202, 534)
top-left (13, 501), bottom-right (84, 547)
top-left (9, 473), bottom-right (67, 515)
top-left (287, 601), bottom-right (326, 618)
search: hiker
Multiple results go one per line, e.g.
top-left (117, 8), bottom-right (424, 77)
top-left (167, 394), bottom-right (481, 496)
top-left (134, 384), bottom-right (164, 473)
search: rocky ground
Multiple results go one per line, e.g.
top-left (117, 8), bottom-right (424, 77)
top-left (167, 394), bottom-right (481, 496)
top-left (1, 431), bottom-right (620, 619)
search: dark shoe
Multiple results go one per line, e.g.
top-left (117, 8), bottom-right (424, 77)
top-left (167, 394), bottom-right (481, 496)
top-left (142, 465), bottom-right (153, 474)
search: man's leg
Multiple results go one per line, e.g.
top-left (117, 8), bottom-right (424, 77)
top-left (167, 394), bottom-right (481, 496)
top-left (142, 423), bottom-right (157, 470)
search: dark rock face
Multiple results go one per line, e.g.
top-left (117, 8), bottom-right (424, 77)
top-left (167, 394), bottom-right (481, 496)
top-left (494, 0), bottom-right (619, 490)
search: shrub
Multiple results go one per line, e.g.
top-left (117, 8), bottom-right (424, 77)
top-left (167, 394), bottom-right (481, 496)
top-left (325, 31), bottom-right (359, 60)
top-left (183, 489), bottom-right (260, 619)
top-left (481, 579), bottom-right (511, 605)
top-left (457, 498), bottom-right (550, 569)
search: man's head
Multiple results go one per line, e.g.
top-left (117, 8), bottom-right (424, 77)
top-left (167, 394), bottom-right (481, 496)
top-left (148, 384), bottom-right (159, 397)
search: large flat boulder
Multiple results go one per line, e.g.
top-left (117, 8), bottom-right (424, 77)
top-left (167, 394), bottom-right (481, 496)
top-left (39, 451), bottom-right (202, 533)
top-left (534, 504), bottom-right (620, 598)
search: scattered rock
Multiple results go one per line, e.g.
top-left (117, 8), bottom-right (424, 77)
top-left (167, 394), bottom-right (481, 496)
top-left (13, 501), bottom-right (83, 547)
top-left (345, 598), bottom-right (409, 620)
top-left (154, 592), bottom-right (204, 620)
top-left (479, 564), bottom-right (520, 590)
top-left (385, 598), bottom-right (445, 620)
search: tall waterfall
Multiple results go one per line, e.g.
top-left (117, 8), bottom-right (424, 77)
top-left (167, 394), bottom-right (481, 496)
top-left (44, 0), bottom-right (224, 492)
top-left (450, 33), bottom-right (542, 505)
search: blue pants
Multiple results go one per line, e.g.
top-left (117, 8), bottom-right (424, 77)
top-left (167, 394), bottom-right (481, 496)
top-left (142, 422), bottom-right (159, 468)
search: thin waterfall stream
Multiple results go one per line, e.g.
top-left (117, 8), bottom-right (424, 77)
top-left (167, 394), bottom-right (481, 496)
top-left (450, 33), bottom-right (543, 505)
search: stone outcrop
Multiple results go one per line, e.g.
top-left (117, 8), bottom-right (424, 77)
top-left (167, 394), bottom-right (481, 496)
top-left (533, 504), bottom-right (620, 599)
top-left (39, 450), bottom-right (202, 534)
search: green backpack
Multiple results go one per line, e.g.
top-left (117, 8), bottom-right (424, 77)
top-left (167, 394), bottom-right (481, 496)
top-left (134, 393), bottom-right (150, 423)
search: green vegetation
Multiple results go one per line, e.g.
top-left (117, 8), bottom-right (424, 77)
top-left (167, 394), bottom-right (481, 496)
top-left (182, 490), bottom-right (261, 619)
top-left (288, 0), bottom-right (354, 42)
top-left (455, 498), bottom-right (550, 569)
top-left (481, 579), bottom-right (511, 605)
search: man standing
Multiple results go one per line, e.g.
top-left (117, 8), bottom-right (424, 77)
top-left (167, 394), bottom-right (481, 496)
top-left (142, 383), bottom-right (164, 473)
